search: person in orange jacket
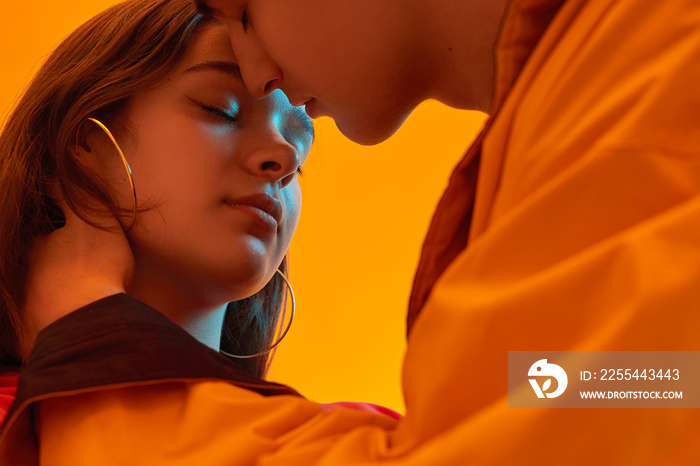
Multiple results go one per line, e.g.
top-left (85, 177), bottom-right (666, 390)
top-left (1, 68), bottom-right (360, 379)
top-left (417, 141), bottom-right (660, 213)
top-left (3, 0), bottom-right (700, 464)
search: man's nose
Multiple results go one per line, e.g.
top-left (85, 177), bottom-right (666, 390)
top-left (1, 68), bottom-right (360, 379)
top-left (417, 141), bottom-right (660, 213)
top-left (232, 34), bottom-right (282, 99)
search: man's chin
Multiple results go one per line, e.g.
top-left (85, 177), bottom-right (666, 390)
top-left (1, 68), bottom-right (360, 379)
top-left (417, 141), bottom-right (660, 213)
top-left (334, 115), bottom-right (406, 146)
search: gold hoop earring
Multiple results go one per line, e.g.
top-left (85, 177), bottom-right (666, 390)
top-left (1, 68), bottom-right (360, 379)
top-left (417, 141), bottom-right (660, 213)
top-left (220, 269), bottom-right (296, 359)
top-left (76, 117), bottom-right (137, 230)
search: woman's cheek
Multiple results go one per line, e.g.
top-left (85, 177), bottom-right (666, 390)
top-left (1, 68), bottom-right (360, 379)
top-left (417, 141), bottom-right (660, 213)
top-left (284, 184), bottom-right (302, 238)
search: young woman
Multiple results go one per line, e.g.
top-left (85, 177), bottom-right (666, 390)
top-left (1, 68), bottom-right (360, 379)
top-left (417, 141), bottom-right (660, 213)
top-left (0, 0), bottom-right (314, 422)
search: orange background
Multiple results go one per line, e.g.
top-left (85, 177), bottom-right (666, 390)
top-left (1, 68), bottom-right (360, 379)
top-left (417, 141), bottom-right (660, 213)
top-left (0, 1), bottom-right (486, 413)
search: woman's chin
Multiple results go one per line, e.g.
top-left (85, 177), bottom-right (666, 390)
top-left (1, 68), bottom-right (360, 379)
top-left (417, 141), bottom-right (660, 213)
top-left (215, 270), bottom-right (275, 302)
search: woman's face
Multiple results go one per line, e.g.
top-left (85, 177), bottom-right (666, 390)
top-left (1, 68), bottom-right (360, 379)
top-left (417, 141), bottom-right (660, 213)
top-left (111, 23), bottom-right (312, 308)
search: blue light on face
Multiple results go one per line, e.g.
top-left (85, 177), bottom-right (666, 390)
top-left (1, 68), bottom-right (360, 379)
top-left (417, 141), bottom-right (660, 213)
top-left (268, 90), bottom-right (315, 156)
top-left (272, 110), bottom-right (284, 133)
top-left (227, 97), bottom-right (240, 118)
top-left (201, 96), bottom-right (241, 137)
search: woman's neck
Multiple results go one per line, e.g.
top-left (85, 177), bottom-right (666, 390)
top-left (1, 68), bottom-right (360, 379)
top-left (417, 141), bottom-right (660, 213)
top-left (128, 270), bottom-right (229, 352)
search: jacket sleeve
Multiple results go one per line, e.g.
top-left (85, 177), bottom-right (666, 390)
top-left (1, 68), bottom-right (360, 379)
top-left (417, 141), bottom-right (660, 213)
top-left (6, 172), bottom-right (700, 466)
top-left (3, 147), bottom-right (700, 466)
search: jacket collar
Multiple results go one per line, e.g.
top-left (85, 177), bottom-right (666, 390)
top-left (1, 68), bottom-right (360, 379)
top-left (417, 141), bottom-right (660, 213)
top-left (493, 0), bottom-right (568, 111)
top-left (407, 0), bottom-right (569, 333)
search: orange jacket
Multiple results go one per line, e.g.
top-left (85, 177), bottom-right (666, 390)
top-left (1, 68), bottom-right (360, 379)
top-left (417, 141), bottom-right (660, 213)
top-left (3, 0), bottom-right (700, 463)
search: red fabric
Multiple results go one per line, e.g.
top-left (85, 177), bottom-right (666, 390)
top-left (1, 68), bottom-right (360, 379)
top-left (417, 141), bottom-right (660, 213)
top-left (319, 401), bottom-right (402, 420)
top-left (0, 372), bottom-right (19, 426)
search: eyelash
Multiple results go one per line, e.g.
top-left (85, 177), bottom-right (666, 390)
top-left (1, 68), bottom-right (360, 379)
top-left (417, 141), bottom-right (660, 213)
top-left (202, 105), bottom-right (238, 124)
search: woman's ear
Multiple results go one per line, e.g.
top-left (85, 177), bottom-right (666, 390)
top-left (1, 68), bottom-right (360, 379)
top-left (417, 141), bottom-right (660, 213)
top-left (71, 119), bottom-right (121, 176)
top-left (72, 119), bottom-right (99, 160)
top-left (68, 118), bottom-right (138, 230)
top-left (63, 119), bottom-right (118, 217)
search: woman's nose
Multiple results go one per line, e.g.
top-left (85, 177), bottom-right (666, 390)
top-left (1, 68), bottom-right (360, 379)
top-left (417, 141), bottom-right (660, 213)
top-left (244, 138), bottom-right (300, 186)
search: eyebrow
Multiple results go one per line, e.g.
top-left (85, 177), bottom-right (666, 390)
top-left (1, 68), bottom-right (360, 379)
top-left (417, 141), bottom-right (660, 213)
top-left (185, 61), bottom-right (243, 81)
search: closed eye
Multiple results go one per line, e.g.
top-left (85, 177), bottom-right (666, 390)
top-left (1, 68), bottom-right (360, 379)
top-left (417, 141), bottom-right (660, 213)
top-left (201, 105), bottom-right (239, 124)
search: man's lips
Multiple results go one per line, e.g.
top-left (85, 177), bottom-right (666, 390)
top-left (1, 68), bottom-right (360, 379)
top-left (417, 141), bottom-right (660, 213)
top-left (223, 193), bottom-right (283, 226)
top-left (288, 96), bottom-right (314, 107)
top-left (287, 95), bottom-right (320, 117)
top-left (303, 98), bottom-right (319, 118)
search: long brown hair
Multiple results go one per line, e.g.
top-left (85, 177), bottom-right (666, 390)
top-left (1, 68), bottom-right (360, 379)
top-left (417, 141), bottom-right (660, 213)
top-left (0, 0), bottom-right (286, 378)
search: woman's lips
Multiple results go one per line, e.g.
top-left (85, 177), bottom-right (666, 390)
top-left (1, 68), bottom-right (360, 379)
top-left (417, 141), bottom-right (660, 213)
top-left (223, 193), bottom-right (282, 231)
